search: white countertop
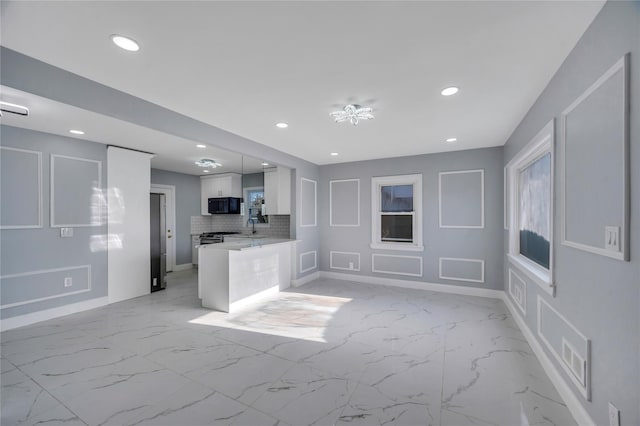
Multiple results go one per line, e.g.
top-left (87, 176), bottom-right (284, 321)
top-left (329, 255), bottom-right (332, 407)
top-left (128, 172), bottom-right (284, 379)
top-left (199, 238), bottom-right (296, 251)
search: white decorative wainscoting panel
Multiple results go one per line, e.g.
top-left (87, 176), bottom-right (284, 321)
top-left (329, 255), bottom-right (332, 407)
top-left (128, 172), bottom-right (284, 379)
top-left (0, 146), bottom-right (42, 229)
top-left (508, 268), bottom-right (527, 315)
top-left (329, 251), bottom-right (361, 271)
top-left (538, 295), bottom-right (591, 400)
top-left (438, 257), bottom-right (484, 283)
top-left (330, 179), bottom-right (360, 227)
top-left (300, 177), bottom-right (317, 227)
top-left (0, 265), bottom-right (91, 309)
top-left (51, 154), bottom-right (103, 227)
top-left (300, 250), bottom-right (317, 273)
top-left (439, 169), bottom-right (484, 228)
top-left (560, 54), bottom-right (629, 261)
top-left (372, 254), bottom-right (422, 277)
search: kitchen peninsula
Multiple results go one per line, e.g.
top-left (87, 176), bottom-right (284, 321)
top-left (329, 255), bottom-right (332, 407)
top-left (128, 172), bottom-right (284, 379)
top-left (198, 238), bottom-right (296, 312)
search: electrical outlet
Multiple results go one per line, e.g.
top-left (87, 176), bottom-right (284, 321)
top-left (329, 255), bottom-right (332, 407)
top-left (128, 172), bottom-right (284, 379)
top-left (605, 226), bottom-right (620, 251)
top-left (153, 277), bottom-right (158, 287)
top-left (60, 227), bottom-right (74, 238)
top-left (348, 262), bottom-right (354, 270)
top-left (608, 403), bottom-right (620, 426)
top-left (64, 277), bottom-right (73, 287)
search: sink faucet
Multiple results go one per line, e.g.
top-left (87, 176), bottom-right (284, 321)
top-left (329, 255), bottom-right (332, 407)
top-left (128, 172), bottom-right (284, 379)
top-left (247, 217), bottom-right (257, 234)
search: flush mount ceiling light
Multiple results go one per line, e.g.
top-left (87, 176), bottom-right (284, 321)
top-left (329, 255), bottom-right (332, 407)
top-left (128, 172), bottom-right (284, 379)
top-left (275, 122), bottom-right (288, 129)
top-left (441, 86), bottom-right (459, 96)
top-left (0, 100), bottom-right (29, 116)
top-left (445, 137), bottom-right (457, 143)
top-left (195, 159), bottom-right (222, 168)
top-left (110, 34), bottom-right (140, 52)
top-left (69, 129), bottom-right (85, 135)
top-left (330, 104), bottom-right (374, 126)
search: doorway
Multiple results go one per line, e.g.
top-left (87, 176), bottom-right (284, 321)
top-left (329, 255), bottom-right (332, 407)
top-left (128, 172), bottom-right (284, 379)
top-left (150, 184), bottom-right (176, 272)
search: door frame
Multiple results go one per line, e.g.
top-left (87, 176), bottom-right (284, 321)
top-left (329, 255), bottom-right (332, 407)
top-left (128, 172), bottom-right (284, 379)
top-left (150, 184), bottom-right (176, 272)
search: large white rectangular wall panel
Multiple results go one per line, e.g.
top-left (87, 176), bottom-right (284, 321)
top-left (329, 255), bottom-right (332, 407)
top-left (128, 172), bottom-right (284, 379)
top-left (330, 179), bottom-right (360, 227)
top-left (107, 146), bottom-right (153, 303)
top-left (372, 254), bottom-right (422, 277)
top-left (51, 155), bottom-right (102, 227)
top-left (0, 147), bottom-right (42, 229)
top-left (439, 257), bottom-right (484, 283)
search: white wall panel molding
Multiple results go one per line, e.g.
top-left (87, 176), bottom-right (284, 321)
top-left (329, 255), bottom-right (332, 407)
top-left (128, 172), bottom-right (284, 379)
top-left (559, 54), bottom-right (629, 261)
top-left (300, 250), bottom-right (317, 273)
top-left (372, 253), bottom-right (423, 277)
top-left (329, 179), bottom-right (360, 227)
top-left (501, 294), bottom-right (595, 426)
top-left (438, 257), bottom-right (485, 283)
top-left (508, 268), bottom-right (527, 315)
top-left (329, 251), bottom-right (361, 271)
top-left (300, 177), bottom-right (317, 227)
top-left (537, 295), bottom-right (591, 400)
top-left (439, 169), bottom-right (485, 229)
top-left (0, 265), bottom-right (91, 309)
top-left (0, 146), bottom-right (43, 229)
top-left (50, 154), bottom-right (103, 227)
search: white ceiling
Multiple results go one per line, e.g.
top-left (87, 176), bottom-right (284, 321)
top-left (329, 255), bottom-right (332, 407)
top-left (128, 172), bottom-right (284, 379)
top-left (0, 86), bottom-right (267, 175)
top-left (1, 1), bottom-right (604, 165)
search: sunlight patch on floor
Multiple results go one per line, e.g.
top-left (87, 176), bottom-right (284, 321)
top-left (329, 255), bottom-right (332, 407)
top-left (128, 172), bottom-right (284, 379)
top-left (189, 292), bottom-right (352, 342)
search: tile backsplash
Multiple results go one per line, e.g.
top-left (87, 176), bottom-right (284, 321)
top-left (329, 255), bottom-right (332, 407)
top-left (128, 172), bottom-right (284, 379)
top-left (190, 215), bottom-right (290, 239)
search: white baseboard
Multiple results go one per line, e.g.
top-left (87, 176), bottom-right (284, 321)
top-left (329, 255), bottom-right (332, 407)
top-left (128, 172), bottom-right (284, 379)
top-left (319, 271), bottom-right (503, 299)
top-left (1, 296), bottom-right (109, 331)
top-left (291, 271), bottom-right (321, 287)
top-left (501, 294), bottom-right (595, 426)
top-left (173, 263), bottom-right (194, 272)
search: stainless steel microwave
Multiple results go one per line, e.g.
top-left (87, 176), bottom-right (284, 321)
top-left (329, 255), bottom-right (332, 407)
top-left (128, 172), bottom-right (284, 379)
top-left (208, 197), bottom-right (242, 214)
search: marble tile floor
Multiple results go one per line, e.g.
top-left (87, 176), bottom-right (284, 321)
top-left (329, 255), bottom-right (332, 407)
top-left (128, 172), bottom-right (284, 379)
top-left (1, 270), bottom-right (575, 426)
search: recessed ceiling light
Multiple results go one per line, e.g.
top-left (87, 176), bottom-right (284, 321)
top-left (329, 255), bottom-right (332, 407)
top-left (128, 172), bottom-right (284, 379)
top-left (261, 162), bottom-right (269, 166)
top-left (69, 129), bottom-right (85, 135)
top-left (196, 144), bottom-right (206, 149)
top-left (110, 34), bottom-right (140, 52)
top-left (330, 152), bottom-right (339, 156)
top-left (441, 86), bottom-right (459, 96)
top-left (275, 122), bottom-right (288, 129)
top-left (445, 138), bottom-right (457, 143)
top-left (203, 170), bottom-right (209, 173)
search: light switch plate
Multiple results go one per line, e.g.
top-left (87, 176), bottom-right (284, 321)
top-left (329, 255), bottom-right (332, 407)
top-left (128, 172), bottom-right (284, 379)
top-left (60, 227), bottom-right (74, 238)
top-left (605, 226), bottom-right (619, 251)
top-left (608, 403), bottom-right (620, 426)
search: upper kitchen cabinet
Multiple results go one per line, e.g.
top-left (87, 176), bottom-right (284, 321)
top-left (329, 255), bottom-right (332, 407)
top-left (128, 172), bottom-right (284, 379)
top-left (200, 173), bottom-right (242, 215)
top-left (264, 166), bottom-right (291, 215)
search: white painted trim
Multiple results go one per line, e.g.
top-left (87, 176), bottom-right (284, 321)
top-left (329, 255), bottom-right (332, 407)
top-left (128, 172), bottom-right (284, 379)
top-left (229, 285), bottom-right (279, 313)
top-left (438, 169), bottom-right (485, 229)
top-left (329, 251), bottom-right (361, 272)
top-left (151, 184), bottom-right (177, 271)
top-left (505, 119), bottom-right (555, 296)
top-left (508, 268), bottom-right (527, 315)
top-left (320, 271), bottom-right (502, 299)
top-left (0, 296), bottom-right (109, 332)
top-left (371, 173), bottom-right (423, 251)
top-left (50, 154), bottom-right (103, 227)
top-left (438, 257), bottom-right (485, 283)
top-left (0, 146), bottom-right (43, 229)
top-left (0, 265), bottom-right (92, 309)
top-left (329, 179), bottom-right (360, 227)
top-left (501, 294), bottom-right (595, 426)
top-left (291, 271), bottom-right (321, 287)
top-left (300, 177), bottom-right (317, 227)
top-left (503, 166), bottom-right (509, 230)
top-left (537, 295), bottom-right (591, 400)
top-left (173, 263), bottom-right (193, 272)
top-left (299, 250), bottom-right (317, 273)
top-left (559, 54), bottom-right (629, 261)
top-left (371, 253), bottom-right (423, 278)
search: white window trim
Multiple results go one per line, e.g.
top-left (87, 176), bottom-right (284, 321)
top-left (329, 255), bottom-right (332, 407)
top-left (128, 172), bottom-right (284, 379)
top-left (243, 186), bottom-right (269, 228)
top-left (370, 174), bottom-right (423, 252)
top-left (505, 119), bottom-right (555, 296)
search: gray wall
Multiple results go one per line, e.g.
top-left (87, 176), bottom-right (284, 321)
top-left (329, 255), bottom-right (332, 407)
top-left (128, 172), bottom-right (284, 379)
top-left (1, 47), bottom-right (320, 280)
top-left (150, 168), bottom-right (200, 266)
top-left (319, 146), bottom-right (503, 290)
top-left (502, 2), bottom-right (639, 424)
top-left (0, 125), bottom-right (108, 319)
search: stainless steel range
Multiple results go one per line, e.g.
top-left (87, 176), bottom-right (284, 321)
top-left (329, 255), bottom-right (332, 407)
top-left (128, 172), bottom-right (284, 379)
top-left (199, 231), bottom-right (240, 245)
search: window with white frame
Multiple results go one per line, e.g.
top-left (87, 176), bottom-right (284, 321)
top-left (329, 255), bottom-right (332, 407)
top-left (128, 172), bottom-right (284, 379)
top-left (506, 120), bottom-right (554, 295)
top-left (371, 174), bottom-right (423, 251)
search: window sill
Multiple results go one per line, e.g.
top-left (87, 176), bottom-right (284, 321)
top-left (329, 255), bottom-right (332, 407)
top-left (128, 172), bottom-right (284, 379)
top-left (370, 242), bottom-right (424, 252)
top-left (507, 253), bottom-right (554, 296)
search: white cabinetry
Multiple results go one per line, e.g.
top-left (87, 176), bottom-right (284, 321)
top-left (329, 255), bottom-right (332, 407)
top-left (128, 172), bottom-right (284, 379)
top-left (263, 166), bottom-right (291, 215)
top-left (201, 173), bottom-right (242, 215)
